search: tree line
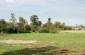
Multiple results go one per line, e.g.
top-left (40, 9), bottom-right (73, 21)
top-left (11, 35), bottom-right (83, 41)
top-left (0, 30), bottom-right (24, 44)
top-left (0, 13), bottom-right (72, 33)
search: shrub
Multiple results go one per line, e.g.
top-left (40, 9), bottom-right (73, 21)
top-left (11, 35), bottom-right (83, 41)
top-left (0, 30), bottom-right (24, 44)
top-left (49, 28), bottom-right (56, 33)
top-left (49, 28), bottom-right (60, 33)
top-left (23, 24), bottom-right (31, 33)
top-left (38, 27), bottom-right (49, 33)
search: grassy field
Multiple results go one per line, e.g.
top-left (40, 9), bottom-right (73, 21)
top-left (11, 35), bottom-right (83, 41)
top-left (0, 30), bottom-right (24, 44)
top-left (0, 33), bottom-right (85, 55)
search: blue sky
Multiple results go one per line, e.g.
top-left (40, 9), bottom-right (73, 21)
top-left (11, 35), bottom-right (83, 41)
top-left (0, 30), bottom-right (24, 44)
top-left (0, 0), bottom-right (85, 26)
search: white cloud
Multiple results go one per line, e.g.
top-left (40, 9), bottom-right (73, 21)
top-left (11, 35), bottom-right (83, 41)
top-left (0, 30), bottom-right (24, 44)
top-left (5, 0), bottom-right (69, 6)
top-left (1, 0), bottom-right (85, 25)
top-left (6, 0), bottom-right (17, 4)
top-left (19, 0), bottom-right (46, 5)
top-left (5, 0), bottom-right (47, 5)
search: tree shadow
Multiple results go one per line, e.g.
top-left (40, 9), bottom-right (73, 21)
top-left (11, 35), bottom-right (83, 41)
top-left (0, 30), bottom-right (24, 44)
top-left (1, 46), bottom-right (69, 55)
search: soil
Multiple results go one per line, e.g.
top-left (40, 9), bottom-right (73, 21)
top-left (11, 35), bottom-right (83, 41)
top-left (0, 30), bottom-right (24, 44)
top-left (61, 30), bottom-right (85, 33)
top-left (0, 40), bottom-right (38, 44)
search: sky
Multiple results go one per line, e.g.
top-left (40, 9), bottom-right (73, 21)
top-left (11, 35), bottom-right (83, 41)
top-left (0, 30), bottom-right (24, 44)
top-left (0, 0), bottom-right (85, 26)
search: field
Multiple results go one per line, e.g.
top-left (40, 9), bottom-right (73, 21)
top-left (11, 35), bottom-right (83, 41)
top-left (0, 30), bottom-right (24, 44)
top-left (0, 33), bottom-right (85, 55)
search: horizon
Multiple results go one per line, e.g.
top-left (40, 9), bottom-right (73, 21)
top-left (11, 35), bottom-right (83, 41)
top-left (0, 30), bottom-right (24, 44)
top-left (0, 0), bottom-right (85, 26)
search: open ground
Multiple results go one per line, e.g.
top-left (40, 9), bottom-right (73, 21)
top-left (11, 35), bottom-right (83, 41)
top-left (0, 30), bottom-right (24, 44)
top-left (0, 33), bottom-right (85, 55)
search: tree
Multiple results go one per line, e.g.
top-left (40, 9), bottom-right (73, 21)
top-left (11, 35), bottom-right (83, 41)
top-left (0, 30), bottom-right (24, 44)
top-left (64, 26), bottom-right (72, 30)
top-left (0, 14), bottom-right (74, 33)
top-left (30, 15), bottom-right (39, 26)
top-left (23, 24), bottom-right (31, 33)
top-left (38, 21), bottom-right (42, 27)
top-left (38, 18), bottom-right (53, 33)
top-left (48, 18), bottom-right (51, 23)
top-left (53, 21), bottom-right (61, 28)
top-left (0, 19), bottom-right (7, 33)
top-left (47, 18), bottom-right (52, 28)
top-left (19, 17), bottom-right (27, 24)
top-left (10, 13), bottom-right (16, 24)
top-left (16, 23), bottom-right (23, 33)
top-left (17, 17), bottom-right (27, 33)
top-left (7, 23), bottom-right (17, 33)
top-left (8, 13), bottom-right (18, 33)
top-left (30, 15), bottom-right (41, 32)
top-left (62, 23), bottom-right (65, 30)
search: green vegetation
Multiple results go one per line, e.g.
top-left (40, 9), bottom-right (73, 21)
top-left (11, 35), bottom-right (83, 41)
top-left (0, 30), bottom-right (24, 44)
top-left (0, 13), bottom-right (85, 55)
top-left (0, 33), bottom-right (85, 50)
top-left (0, 13), bottom-right (72, 33)
top-left (0, 44), bottom-right (62, 55)
top-left (0, 33), bottom-right (85, 55)
top-left (0, 44), bottom-right (25, 55)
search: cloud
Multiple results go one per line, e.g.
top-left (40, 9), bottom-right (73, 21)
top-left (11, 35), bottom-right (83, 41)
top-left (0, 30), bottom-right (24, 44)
top-left (5, 0), bottom-right (47, 5)
top-left (6, 0), bottom-right (16, 4)
top-left (5, 0), bottom-right (77, 6)
top-left (1, 0), bottom-right (85, 25)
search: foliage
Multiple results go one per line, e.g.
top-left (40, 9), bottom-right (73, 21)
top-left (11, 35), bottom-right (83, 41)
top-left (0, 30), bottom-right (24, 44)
top-left (49, 28), bottom-right (60, 33)
top-left (9, 13), bottom-right (16, 24)
top-left (23, 24), bottom-right (31, 33)
top-left (7, 23), bottom-right (17, 33)
top-left (30, 15), bottom-right (42, 32)
top-left (64, 26), bottom-right (72, 30)
top-left (0, 13), bottom-right (73, 33)
top-left (38, 27), bottom-right (49, 33)
top-left (19, 17), bottom-right (27, 24)
top-left (0, 19), bottom-right (7, 33)
top-left (30, 15), bottom-right (39, 26)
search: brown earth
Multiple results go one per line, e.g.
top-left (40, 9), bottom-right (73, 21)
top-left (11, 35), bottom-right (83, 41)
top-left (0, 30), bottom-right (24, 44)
top-left (0, 40), bottom-right (38, 44)
top-left (61, 30), bottom-right (85, 33)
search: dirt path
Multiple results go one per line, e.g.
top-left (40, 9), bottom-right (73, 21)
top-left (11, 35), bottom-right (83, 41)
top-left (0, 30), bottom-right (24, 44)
top-left (0, 40), bottom-right (38, 44)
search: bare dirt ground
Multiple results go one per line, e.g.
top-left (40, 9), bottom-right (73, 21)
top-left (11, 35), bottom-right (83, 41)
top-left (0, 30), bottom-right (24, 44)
top-left (69, 50), bottom-right (85, 55)
top-left (61, 30), bottom-right (85, 33)
top-left (0, 40), bottom-right (38, 44)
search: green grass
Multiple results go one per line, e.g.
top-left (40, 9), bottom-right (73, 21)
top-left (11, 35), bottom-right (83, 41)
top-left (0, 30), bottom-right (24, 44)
top-left (0, 33), bottom-right (85, 55)
top-left (0, 44), bottom-right (25, 54)
top-left (0, 44), bottom-right (59, 55)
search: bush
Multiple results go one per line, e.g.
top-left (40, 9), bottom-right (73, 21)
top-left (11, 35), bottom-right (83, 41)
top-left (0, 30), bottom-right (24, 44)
top-left (38, 27), bottom-right (61, 33)
top-left (49, 29), bottom-right (56, 33)
top-left (38, 27), bottom-right (49, 33)
top-left (49, 28), bottom-right (60, 33)
top-left (56, 28), bottom-right (61, 33)
top-left (23, 24), bottom-right (31, 33)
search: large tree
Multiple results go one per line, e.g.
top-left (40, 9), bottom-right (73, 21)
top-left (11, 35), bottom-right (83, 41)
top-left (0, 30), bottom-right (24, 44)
top-left (30, 15), bottom-right (39, 26)
top-left (30, 15), bottom-right (41, 32)
top-left (17, 17), bottom-right (30, 33)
